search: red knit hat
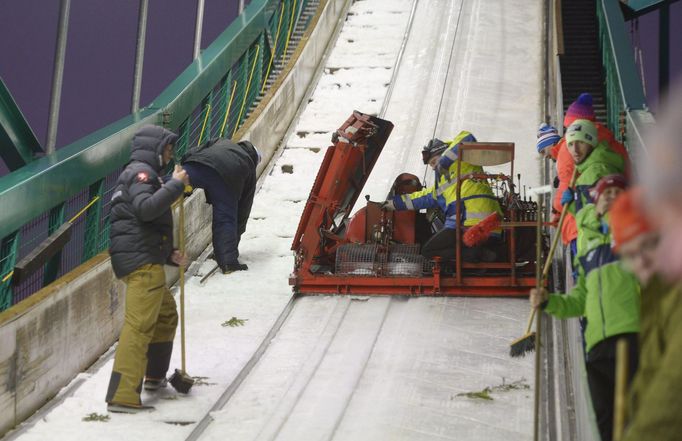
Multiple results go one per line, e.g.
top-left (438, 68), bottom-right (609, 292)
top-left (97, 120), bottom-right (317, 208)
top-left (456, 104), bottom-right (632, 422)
top-left (564, 93), bottom-right (596, 128)
top-left (610, 188), bottom-right (654, 252)
top-left (589, 174), bottom-right (627, 203)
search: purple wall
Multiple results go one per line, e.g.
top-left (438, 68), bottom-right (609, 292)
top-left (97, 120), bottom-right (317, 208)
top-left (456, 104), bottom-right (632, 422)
top-left (628, 2), bottom-right (682, 112)
top-left (0, 0), bottom-right (249, 175)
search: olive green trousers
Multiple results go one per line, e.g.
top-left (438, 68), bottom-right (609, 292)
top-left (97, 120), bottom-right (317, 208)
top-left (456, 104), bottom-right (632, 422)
top-left (105, 264), bottom-right (178, 405)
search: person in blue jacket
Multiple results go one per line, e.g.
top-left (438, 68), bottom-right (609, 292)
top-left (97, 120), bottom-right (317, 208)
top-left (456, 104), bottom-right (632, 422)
top-left (181, 138), bottom-right (261, 273)
top-left (385, 131), bottom-right (503, 262)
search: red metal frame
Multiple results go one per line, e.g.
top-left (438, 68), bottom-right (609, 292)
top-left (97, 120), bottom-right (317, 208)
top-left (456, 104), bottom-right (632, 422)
top-left (290, 114), bottom-right (544, 297)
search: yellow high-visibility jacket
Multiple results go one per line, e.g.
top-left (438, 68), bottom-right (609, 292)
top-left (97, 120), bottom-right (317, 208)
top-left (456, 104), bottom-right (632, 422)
top-left (393, 131), bottom-right (502, 230)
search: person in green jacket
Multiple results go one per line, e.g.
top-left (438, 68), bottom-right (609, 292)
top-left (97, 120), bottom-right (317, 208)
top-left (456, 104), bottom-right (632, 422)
top-left (610, 188), bottom-right (682, 441)
top-left (559, 119), bottom-right (625, 215)
top-left (531, 174), bottom-right (639, 441)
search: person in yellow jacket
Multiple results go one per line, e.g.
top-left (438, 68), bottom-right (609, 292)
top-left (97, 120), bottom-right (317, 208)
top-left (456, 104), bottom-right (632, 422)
top-left (610, 189), bottom-right (682, 441)
top-left (385, 131), bottom-right (502, 261)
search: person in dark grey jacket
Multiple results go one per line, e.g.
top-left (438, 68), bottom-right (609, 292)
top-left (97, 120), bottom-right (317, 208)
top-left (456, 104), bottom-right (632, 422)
top-left (181, 138), bottom-right (260, 273)
top-left (106, 125), bottom-right (189, 413)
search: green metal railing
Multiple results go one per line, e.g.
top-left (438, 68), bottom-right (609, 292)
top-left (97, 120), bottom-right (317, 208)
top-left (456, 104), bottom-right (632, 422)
top-left (597, 0), bottom-right (648, 141)
top-left (0, 0), bottom-right (314, 310)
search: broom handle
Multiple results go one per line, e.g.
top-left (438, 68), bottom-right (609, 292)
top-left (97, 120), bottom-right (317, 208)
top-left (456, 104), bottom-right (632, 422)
top-left (533, 198), bottom-right (543, 441)
top-left (178, 195), bottom-right (187, 373)
top-left (613, 338), bottom-right (630, 441)
top-left (524, 168), bottom-right (579, 334)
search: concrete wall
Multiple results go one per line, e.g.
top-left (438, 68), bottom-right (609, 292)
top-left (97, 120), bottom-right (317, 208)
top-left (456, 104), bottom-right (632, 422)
top-left (0, 254), bottom-right (124, 435)
top-left (0, 0), bottom-right (349, 435)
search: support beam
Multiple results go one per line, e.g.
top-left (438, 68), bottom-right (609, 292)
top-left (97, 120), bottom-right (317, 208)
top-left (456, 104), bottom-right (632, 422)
top-left (0, 79), bottom-right (43, 170)
top-left (193, 0), bottom-right (206, 60)
top-left (46, 0), bottom-right (71, 154)
top-left (659, 2), bottom-right (670, 92)
top-left (131, 0), bottom-right (149, 113)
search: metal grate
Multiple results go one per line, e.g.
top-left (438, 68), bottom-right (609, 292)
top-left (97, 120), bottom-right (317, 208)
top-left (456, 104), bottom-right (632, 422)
top-left (387, 244), bottom-right (423, 277)
top-left (335, 244), bottom-right (380, 276)
top-left (335, 243), bottom-right (424, 277)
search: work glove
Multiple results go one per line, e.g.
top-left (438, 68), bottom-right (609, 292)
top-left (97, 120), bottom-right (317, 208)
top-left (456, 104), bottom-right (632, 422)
top-left (381, 200), bottom-right (395, 211)
top-left (560, 188), bottom-right (574, 206)
top-left (529, 288), bottom-right (549, 309)
top-left (221, 263), bottom-right (249, 274)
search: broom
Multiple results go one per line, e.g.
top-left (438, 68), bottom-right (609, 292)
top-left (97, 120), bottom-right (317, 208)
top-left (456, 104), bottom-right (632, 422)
top-left (169, 193), bottom-right (195, 393)
top-left (463, 212), bottom-right (501, 247)
top-left (509, 169), bottom-right (578, 357)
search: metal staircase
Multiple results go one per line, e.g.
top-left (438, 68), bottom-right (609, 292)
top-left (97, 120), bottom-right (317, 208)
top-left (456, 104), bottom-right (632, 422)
top-left (560, 0), bottom-right (607, 123)
top-left (251, 0), bottom-right (320, 112)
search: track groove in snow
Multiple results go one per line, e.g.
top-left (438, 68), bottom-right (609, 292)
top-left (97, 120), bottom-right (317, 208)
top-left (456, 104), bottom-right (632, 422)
top-left (9, 0), bottom-right (544, 439)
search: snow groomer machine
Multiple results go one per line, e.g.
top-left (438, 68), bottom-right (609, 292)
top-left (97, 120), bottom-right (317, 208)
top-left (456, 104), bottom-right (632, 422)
top-left (290, 111), bottom-right (546, 296)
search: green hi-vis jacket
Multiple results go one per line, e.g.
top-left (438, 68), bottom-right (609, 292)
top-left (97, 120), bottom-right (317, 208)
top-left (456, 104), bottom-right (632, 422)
top-left (569, 140), bottom-right (625, 214)
top-left (544, 204), bottom-right (640, 352)
top-left (623, 277), bottom-right (682, 441)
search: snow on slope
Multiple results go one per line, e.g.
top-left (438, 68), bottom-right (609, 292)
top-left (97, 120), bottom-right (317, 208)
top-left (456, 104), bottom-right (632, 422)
top-left (10, 0), bottom-right (544, 439)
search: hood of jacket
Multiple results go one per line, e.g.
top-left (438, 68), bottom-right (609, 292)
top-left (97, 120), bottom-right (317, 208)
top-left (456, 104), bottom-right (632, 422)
top-left (130, 125), bottom-right (178, 171)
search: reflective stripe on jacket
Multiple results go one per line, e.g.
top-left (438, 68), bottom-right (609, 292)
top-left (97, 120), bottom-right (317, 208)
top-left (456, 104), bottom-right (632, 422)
top-left (393, 131), bottom-right (501, 229)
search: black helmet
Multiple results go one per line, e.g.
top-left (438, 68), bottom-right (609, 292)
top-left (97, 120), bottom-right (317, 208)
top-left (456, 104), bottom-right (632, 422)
top-left (421, 138), bottom-right (448, 164)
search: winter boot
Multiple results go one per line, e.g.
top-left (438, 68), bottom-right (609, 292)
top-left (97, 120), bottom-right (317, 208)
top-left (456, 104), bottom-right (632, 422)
top-left (144, 377), bottom-right (168, 391)
top-left (107, 402), bottom-right (155, 414)
top-left (221, 262), bottom-right (248, 273)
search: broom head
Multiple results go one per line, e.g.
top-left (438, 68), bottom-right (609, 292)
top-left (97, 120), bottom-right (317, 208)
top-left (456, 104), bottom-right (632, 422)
top-left (169, 368), bottom-right (195, 394)
top-left (463, 212), bottom-right (501, 247)
top-left (509, 331), bottom-right (536, 357)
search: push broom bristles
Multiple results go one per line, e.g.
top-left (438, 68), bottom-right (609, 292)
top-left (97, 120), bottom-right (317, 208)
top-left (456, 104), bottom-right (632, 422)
top-left (509, 331), bottom-right (536, 357)
top-left (169, 368), bottom-right (195, 394)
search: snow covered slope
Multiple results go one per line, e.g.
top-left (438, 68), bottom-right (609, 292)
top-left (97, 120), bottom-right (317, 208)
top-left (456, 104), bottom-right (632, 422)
top-left (8, 0), bottom-right (544, 440)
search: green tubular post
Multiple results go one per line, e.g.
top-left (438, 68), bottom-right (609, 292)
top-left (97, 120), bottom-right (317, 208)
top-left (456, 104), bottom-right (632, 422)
top-left (234, 53), bottom-right (249, 131)
top-left (276, 1), bottom-right (288, 58)
top-left (98, 217), bottom-right (111, 253)
top-left (0, 232), bottom-right (20, 311)
top-left (219, 70), bottom-right (233, 137)
top-left (176, 119), bottom-right (190, 159)
top-left (256, 33), bottom-right (265, 97)
top-left (43, 204), bottom-right (66, 285)
top-left (203, 89), bottom-right (215, 142)
top-left (83, 180), bottom-right (104, 261)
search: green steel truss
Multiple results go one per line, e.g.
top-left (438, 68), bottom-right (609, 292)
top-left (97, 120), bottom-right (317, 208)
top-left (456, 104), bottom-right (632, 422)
top-left (0, 0), bottom-right (314, 310)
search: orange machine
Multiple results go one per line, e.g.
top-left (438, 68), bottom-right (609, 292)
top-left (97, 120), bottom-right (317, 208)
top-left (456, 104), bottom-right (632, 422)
top-left (290, 111), bottom-right (545, 296)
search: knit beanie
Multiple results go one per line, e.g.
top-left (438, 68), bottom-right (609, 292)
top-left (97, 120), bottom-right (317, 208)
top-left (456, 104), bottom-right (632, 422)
top-left (565, 119), bottom-right (598, 147)
top-left (536, 123), bottom-right (561, 152)
top-left (564, 93), bottom-right (596, 127)
top-left (610, 188), bottom-right (653, 252)
top-left (589, 174), bottom-right (627, 203)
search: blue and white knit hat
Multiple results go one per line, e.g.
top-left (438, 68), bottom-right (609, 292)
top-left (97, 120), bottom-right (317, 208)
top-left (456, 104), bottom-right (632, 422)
top-left (536, 123), bottom-right (561, 152)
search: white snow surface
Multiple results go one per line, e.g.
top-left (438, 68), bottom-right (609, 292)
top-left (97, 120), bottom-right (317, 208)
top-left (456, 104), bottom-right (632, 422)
top-left (8, 0), bottom-right (544, 440)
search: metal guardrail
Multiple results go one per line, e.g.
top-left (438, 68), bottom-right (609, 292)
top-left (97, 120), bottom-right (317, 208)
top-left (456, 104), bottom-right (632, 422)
top-left (596, 0), bottom-right (649, 141)
top-left (0, 0), bottom-right (314, 310)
